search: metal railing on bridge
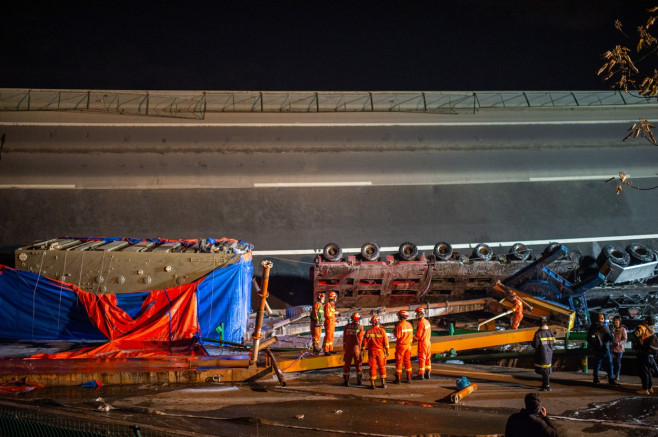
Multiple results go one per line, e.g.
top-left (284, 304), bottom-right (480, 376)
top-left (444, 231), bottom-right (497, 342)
top-left (0, 88), bottom-right (655, 120)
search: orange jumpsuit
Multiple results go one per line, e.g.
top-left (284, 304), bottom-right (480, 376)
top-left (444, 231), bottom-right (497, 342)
top-left (323, 300), bottom-right (336, 353)
top-left (310, 301), bottom-right (324, 352)
top-left (510, 296), bottom-right (523, 329)
top-left (414, 316), bottom-right (432, 376)
top-left (394, 320), bottom-right (414, 377)
top-left (364, 325), bottom-right (389, 382)
top-left (342, 321), bottom-right (364, 378)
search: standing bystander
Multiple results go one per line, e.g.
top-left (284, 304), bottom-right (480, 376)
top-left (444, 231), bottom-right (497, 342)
top-left (587, 312), bottom-right (617, 385)
top-left (610, 315), bottom-right (627, 382)
top-left (632, 316), bottom-right (658, 395)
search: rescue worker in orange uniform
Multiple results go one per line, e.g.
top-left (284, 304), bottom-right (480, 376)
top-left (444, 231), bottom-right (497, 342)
top-left (323, 291), bottom-right (337, 355)
top-left (364, 315), bottom-right (389, 389)
top-left (510, 291), bottom-right (524, 329)
top-left (414, 307), bottom-right (432, 379)
top-left (393, 310), bottom-right (414, 384)
top-left (310, 292), bottom-right (325, 354)
top-left (342, 312), bottom-right (364, 386)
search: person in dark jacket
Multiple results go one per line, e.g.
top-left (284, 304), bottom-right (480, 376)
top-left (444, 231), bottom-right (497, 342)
top-left (505, 392), bottom-right (560, 437)
top-left (533, 318), bottom-right (555, 391)
top-left (587, 312), bottom-right (617, 385)
top-left (633, 316), bottom-right (658, 395)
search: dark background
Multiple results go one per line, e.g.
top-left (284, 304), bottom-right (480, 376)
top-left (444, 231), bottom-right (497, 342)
top-left (2, 1), bottom-right (653, 91)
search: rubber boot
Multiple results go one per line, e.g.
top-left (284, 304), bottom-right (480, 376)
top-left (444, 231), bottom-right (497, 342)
top-left (370, 381), bottom-right (376, 390)
top-left (343, 375), bottom-right (349, 387)
top-left (356, 375), bottom-right (362, 386)
top-left (381, 378), bottom-right (387, 389)
top-left (393, 374), bottom-right (400, 384)
top-left (424, 370), bottom-right (430, 380)
top-left (405, 373), bottom-right (412, 383)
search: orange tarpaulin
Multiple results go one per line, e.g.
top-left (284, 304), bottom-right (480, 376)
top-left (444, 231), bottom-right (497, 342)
top-left (30, 281), bottom-right (202, 359)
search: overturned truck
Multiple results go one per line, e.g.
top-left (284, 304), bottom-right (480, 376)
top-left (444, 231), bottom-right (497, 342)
top-left (311, 241), bottom-right (658, 329)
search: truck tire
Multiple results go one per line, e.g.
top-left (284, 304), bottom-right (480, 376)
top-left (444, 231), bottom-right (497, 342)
top-left (323, 243), bottom-right (343, 262)
top-left (568, 249), bottom-right (583, 264)
top-left (508, 243), bottom-right (530, 261)
top-left (398, 242), bottom-right (418, 261)
top-left (360, 242), bottom-right (381, 261)
top-left (626, 243), bottom-right (656, 264)
top-left (433, 242), bottom-right (453, 261)
top-left (597, 245), bottom-right (630, 267)
top-left (472, 243), bottom-right (493, 261)
top-left (542, 242), bottom-right (566, 259)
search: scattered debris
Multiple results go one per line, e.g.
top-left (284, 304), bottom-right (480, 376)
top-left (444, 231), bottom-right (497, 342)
top-left (81, 380), bottom-right (102, 389)
top-left (0, 377), bottom-right (43, 393)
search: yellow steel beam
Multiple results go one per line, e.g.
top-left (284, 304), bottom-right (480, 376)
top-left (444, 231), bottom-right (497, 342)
top-left (492, 283), bottom-right (575, 331)
top-left (278, 325), bottom-right (567, 373)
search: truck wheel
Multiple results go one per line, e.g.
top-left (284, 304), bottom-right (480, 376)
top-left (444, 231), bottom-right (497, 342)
top-left (626, 243), bottom-right (655, 264)
top-left (433, 242), bottom-right (453, 261)
top-left (597, 245), bottom-right (630, 267)
top-left (323, 243), bottom-right (343, 262)
top-left (472, 243), bottom-right (493, 261)
top-left (542, 242), bottom-right (565, 259)
top-left (360, 242), bottom-right (381, 261)
top-left (508, 243), bottom-right (530, 261)
top-left (398, 242), bottom-right (418, 261)
top-left (568, 249), bottom-right (583, 264)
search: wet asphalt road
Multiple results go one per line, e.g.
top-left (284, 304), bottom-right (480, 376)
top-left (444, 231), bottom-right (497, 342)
top-left (1, 363), bottom-right (657, 436)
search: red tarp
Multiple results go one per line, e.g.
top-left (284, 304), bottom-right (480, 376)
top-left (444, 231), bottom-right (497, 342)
top-left (30, 280), bottom-right (203, 359)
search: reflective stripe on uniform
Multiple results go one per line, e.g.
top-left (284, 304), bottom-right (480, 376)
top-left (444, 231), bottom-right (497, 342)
top-left (539, 337), bottom-right (556, 342)
top-left (534, 363), bottom-right (552, 368)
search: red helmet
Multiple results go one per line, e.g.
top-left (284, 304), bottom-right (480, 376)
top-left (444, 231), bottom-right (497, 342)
top-left (351, 312), bottom-right (361, 322)
top-left (317, 292), bottom-right (325, 300)
top-left (415, 307), bottom-right (425, 316)
top-left (398, 310), bottom-right (409, 319)
top-left (328, 291), bottom-right (337, 300)
top-left (370, 315), bottom-right (380, 325)
top-left (509, 291), bottom-right (517, 297)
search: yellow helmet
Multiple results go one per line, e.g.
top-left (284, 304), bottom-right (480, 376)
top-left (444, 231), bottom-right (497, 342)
top-left (328, 291), bottom-right (337, 300)
top-left (415, 307), bottom-right (425, 316)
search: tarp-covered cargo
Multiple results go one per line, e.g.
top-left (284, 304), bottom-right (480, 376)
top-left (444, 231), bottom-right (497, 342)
top-left (0, 252), bottom-right (252, 358)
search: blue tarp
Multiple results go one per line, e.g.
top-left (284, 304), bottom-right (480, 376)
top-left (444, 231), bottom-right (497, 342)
top-left (0, 257), bottom-right (252, 345)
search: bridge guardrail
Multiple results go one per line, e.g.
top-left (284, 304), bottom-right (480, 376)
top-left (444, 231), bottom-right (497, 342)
top-left (1, 89), bottom-right (655, 119)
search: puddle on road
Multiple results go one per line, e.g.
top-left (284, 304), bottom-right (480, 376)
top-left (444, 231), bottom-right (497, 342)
top-left (562, 396), bottom-right (658, 428)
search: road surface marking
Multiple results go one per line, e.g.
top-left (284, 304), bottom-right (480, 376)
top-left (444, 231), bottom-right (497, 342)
top-left (529, 175), bottom-right (620, 182)
top-left (3, 174), bottom-right (657, 190)
top-left (254, 182), bottom-right (372, 188)
top-left (252, 234), bottom-right (658, 255)
top-left (0, 184), bottom-right (77, 189)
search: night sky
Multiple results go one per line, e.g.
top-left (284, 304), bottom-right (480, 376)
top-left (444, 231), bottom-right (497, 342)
top-left (2, 1), bottom-right (653, 91)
